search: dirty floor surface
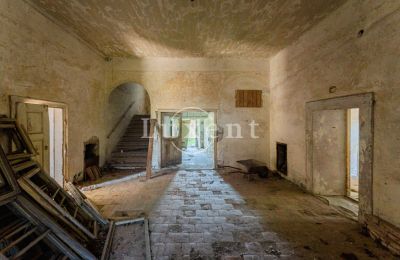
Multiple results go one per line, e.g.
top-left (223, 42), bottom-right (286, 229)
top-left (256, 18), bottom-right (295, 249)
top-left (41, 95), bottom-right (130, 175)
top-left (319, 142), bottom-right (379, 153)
top-left (85, 170), bottom-right (396, 259)
top-left (109, 221), bottom-right (146, 260)
top-left (84, 172), bottom-right (175, 219)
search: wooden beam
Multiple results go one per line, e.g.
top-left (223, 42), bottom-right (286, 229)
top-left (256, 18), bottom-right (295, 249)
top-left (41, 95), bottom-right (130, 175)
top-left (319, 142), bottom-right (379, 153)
top-left (101, 221), bottom-right (115, 260)
top-left (144, 218), bottom-right (151, 260)
top-left (146, 119), bottom-right (156, 180)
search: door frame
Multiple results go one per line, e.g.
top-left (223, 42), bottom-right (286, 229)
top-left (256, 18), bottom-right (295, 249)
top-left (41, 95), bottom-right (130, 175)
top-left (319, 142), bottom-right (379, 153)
top-left (305, 93), bottom-right (373, 223)
top-left (10, 96), bottom-right (68, 187)
top-left (157, 108), bottom-right (218, 170)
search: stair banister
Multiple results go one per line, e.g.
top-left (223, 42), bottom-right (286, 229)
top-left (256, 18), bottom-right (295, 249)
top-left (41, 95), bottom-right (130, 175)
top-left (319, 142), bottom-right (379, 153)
top-left (107, 101), bottom-right (136, 139)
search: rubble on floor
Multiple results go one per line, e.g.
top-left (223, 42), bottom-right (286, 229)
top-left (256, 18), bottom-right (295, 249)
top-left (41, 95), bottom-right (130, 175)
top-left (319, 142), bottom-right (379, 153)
top-left (84, 165), bottom-right (103, 182)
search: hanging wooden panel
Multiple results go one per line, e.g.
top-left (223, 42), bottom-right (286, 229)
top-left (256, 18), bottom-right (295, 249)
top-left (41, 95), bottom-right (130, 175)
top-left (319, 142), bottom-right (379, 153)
top-left (235, 90), bottom-right (263, 107)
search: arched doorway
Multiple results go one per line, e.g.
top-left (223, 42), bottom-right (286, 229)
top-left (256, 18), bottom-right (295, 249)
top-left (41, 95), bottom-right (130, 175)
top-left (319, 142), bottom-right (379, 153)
top-left (105, 82), bottom-right (151, 169)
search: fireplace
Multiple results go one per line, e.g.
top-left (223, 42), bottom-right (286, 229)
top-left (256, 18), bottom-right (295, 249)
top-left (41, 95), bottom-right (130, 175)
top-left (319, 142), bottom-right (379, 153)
top-left (276, 142), bottom-right (287, 175)
top-left (84, 136), bottom-right (99, 171)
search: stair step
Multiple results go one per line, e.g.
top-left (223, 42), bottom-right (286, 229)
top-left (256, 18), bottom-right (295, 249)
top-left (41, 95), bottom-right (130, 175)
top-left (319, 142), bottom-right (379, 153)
top-left (116, 147), bottom-right (148, 150)
top-left (117, 143), bottom-right (148, 146)
top-left (109, 159), bottom-right (147, 164)
top-left (110, 153), bottom-right (147, 157)
top-left (115, 148), bottom-right (148, 151)
top-left (106, 115), bottom-right (151, 168)
top-left (111, 150), bottom-right (147, 154)
top-left (113, 147), bottom-right (147, 151)
top-left (117, 142), bottom-right (148, 145)
top-left (117, 141), bottom-right (148, 144)
top-left (124, 129), bottom-right (149, 132)
top-left (119, 139), bottom-right (148, 143)
top-left (122, 134), bottom-right (148, 137)
top-left (108, 164), bottom-right (146, 168)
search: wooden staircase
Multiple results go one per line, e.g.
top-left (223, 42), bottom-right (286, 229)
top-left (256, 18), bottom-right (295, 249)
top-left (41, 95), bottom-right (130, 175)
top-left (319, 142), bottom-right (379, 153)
top-left (107, 115), bottom-right (150, 169)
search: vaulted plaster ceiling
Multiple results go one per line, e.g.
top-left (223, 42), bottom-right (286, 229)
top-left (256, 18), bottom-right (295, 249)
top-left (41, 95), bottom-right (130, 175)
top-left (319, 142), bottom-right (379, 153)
top-left (28, 0), bottom-right (347, 58)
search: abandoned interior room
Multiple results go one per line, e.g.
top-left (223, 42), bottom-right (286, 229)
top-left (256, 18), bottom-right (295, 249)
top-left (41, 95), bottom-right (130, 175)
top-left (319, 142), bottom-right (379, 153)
top-left (0, 0), bottom-right (399, 259)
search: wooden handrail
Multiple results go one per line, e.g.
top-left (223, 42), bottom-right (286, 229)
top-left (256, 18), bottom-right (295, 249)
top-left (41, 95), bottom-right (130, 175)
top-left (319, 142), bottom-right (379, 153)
top-left (106, 102), bottom-right (135, 138)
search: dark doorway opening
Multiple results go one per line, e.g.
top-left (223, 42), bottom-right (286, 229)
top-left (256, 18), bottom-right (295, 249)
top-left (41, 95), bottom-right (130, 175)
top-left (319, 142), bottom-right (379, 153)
top-left (276, 142), bottom-right (287, 175)
top-left (84, 137), bottom-right (99, 171)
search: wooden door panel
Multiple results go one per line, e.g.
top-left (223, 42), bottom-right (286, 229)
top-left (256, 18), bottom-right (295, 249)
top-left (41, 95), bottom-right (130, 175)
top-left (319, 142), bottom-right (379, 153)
top-left (161, 112), bottom-right (182, 167)
top-left (26, 112), bottom-right (43, 134)
top-left (16, 103), bottom-right (50, 174)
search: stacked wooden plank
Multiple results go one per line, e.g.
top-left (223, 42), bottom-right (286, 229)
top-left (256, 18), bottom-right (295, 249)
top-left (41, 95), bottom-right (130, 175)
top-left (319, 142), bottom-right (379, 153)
top-left (0, 117), bottom-right (153, 259)
top-left (85, 165), bottom-right (103, 181)
top-left (0, 202), bottom-right (71, 259)
top-left (365, 214), bottom-right (400, 256)
top-left (1, 118), bottom-right (107, 239)
top-left (65, 182), bottom-right (108, 226)
top-left (0, 118), bottom-right (100, 259)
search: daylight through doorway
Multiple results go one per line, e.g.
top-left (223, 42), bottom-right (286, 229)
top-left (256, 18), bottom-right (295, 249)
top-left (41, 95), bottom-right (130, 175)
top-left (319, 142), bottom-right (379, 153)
top-left (181, 111), bottom-right (215, 169)
top-left (347, 108), bottom-right (359, 201)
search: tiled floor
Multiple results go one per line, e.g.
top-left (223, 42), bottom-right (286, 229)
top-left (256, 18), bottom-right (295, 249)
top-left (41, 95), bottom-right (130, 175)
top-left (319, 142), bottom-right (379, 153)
top-left (85, 169), bottom-right (396, 259)
top-left (149, 170), bottom-right (291, 259)
top-left (182, 147), bottom-right (214, 169)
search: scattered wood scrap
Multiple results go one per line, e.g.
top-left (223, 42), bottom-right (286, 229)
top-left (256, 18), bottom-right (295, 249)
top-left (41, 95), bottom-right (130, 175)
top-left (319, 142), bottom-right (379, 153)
top-left (0, 117), bottom-right (154, 260)
top-left (365, 214), bottom-right (400, 256)
top-left (85, 165), bottom-right (103, 181)
top-left (66, 182), bottom-right (108, 226)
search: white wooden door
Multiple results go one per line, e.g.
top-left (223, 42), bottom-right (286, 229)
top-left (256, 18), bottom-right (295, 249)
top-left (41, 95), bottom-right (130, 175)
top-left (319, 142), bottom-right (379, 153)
top-left (17, 103), bottom-right (50, 174)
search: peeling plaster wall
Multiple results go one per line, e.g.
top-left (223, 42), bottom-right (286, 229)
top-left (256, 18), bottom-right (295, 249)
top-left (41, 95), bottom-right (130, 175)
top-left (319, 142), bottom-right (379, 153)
top-left (269, 0), bottom-right (400, 227)
top-left (106, 83), bottom-right (150, 159)
top-left (108, 58), bottom-right (270, 168)
top-left (0, 0), bottom-right (106, 181)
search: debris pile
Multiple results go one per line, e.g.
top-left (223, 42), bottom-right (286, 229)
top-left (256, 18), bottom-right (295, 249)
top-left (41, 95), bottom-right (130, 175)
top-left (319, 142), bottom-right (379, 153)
top-left (0, 117), bottom-right (150, 259)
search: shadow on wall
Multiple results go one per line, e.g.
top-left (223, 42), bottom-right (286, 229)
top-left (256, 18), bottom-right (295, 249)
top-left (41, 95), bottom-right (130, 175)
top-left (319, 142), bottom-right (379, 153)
top-left (105, 82), bottom-right (151, 160)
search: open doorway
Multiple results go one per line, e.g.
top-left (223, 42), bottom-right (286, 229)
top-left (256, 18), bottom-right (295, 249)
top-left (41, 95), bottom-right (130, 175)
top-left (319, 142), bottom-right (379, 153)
top-left (105, 82), bottom-right (151, 171)
top-left (306, 93), bottom-right (373, 222)
top-left (181, 111), bottom-right (215, 169)
top-left (310, 107), bottom-right (360, 217)
top-left (160, 110), bottom-right (216, 170)
top-left (11, 96), bottom-right (66, 187)
top-left (347, 108), bottom-right (359, 201)
top-left (48, 107), bottom-right (64, 186)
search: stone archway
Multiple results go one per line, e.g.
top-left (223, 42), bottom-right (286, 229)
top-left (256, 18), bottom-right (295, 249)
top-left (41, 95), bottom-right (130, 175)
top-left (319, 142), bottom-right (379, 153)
top-left (105, 82), bottom-right (151, 160)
